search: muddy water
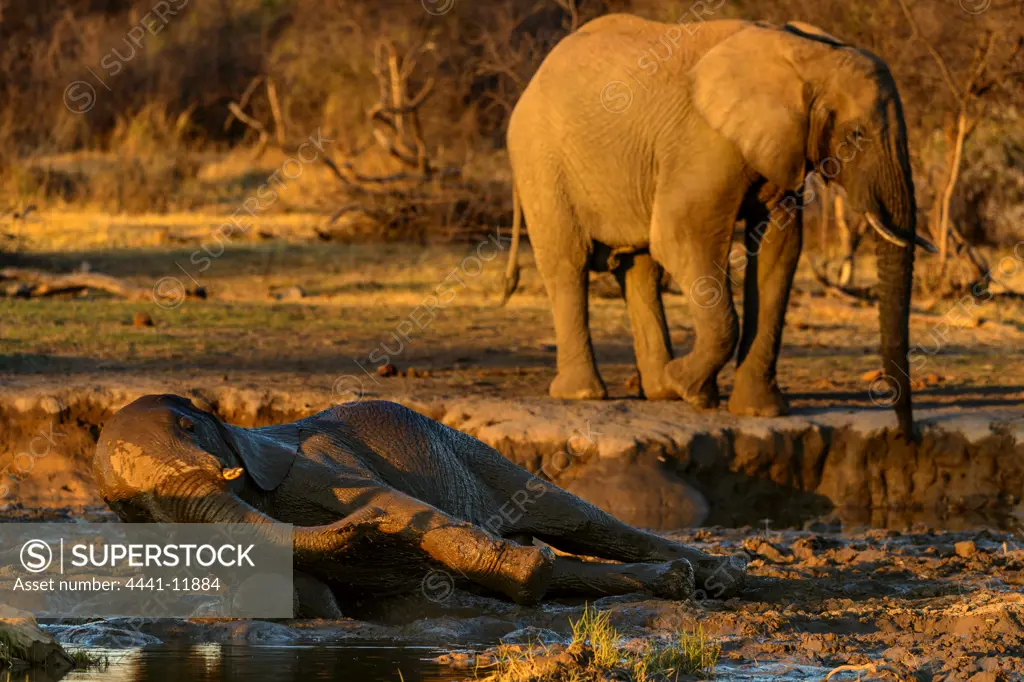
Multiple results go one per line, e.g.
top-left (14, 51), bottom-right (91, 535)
top-left (5, 643), bottom-right (476, 682)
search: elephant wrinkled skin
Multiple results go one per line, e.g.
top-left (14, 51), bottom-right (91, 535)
top-left (93, 395), bottom-right (743, 615)
top-left (502, 15), bottom-right (934, 438)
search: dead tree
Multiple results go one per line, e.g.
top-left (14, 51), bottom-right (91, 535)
top-left (0, 267), bottom-right (151, 299)
top-left (366, 39), bottom-right (438, 181)
top-left (897, 0), bottom-right (1023, 294)
top-left (466, 3), bottom-right (544, 123)
top-left (804, 174), bottom-right (869, 296)
top-left (224, 76), bottom-right (287, 160)
top-left (553, 0), bottom-right (581, 33)
top-left (0, 265), bottom-right (206, 302)
top-left (314, 40), bottom-right (496, 241)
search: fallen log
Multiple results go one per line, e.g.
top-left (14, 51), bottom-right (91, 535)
top-left (0, 267), bottom-right (151, 300)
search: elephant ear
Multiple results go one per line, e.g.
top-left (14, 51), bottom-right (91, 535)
top-left (688, 26), bottom-right (812, 190)
top-left (221, 425), bottom-right (297, 492)
top-left (782, 21), bottom-right (845, 47)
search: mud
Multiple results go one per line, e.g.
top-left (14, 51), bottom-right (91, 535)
top-left (35, 526), bottom-right (1024, 681)
top-left (2, 385), bottom-right (1023, 530)
top-left (3, 386), bottom-right (1024, 679)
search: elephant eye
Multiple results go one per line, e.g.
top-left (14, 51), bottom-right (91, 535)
top-left (178, 416), bottom-right (195, 432)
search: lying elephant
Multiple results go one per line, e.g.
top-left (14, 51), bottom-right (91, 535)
top-left (94, 395), bottom-right (743, 615)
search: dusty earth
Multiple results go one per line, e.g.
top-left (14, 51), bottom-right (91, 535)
top-left (3, 214), bottom-right (1024, 408)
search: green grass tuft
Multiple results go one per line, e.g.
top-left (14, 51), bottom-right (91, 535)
top-left (569, 604), bottom-right (620, 669)
top-left (0, 635), bottom-right (13, 669)
top-left (632, 625), bottom-right (721, 681)
top-left (68, 649), bottom-right (111, 669)
top-left (478, 605), bottom-right (720, 681)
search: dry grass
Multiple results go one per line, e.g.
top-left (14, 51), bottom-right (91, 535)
top-left (1, 1), bottom-right (1020, 244)
top-left (2, 224), bottom-right (1024, 409)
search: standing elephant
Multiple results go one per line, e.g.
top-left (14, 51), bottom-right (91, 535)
top-left (94, 395), bottom-right (743, 615)
top-left (501, 15), bottom-right (935, 437)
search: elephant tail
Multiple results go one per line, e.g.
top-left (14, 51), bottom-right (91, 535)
top-left (499, 182), bottom-right (522, 307)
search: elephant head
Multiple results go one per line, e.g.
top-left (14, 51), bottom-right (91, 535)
top-left (93, 394), bottom-right (297, 525)
top-left (690, 21), bottom-right (935, 437)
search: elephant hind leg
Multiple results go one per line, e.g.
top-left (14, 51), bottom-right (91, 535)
top-left (730, 186), bottom-right (801, 417)
top-left (523, 187), bottom-right (606, 401)
top-left (612, 252), bottom-right (676, 400)
top-left (492, 476), bottom-right (744, 597)
top-left (549, 556), bottom-right (694, 600)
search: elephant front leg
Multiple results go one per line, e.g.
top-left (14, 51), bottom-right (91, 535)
top-left (369, 489), bottom-right (556, 605)
top-left (293, 570), bottom-right (344, 618)
top-left (653, 206), bottom-right (741, 410)
top-left (534, 244), bottom-right (607, 400)
top-left (613, 252), bottom-right (676, 400)
top-left (730, 189), bottom-right (802, 417)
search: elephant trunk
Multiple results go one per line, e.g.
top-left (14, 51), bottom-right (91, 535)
top-left (876, 232), bottom-right (914, 437)
top-left (156, 469), bottom-right (271, 525)
top-left (154, 469), bottom-right (380, 567)
top-left (871, 160), bottom-right (916, 439)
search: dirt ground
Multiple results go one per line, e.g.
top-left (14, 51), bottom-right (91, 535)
top-left (18, 514), bottom-right (1024, 681)
top-left (3, 213), bottom-right (1024, 412)
top-left (447, 525), bottom-right (1024, 681)
top-left (3, 215), bottom-right (1024, 681)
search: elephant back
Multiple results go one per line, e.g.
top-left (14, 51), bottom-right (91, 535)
top-left (316, 401), bottom-right (495, 521)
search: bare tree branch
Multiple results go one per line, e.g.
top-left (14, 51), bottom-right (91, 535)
top-left (226, 101), bottom-right (269, 159)
top-left (896, 0), bottom-right (962, 104)
top-left (267, 78), bottom-right (286, 147)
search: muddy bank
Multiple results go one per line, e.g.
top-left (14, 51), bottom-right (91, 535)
top-left (0, 616), bottom-right (74, 672)
top-left (42, 527), bottom-right (1024, 681)
top-left (1, 384), bottom-right (1023, 528)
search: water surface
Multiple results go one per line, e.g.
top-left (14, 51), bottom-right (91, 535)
top-left (6, 643), bottom-right (476, 682)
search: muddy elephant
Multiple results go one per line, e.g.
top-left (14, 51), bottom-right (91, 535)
top-left (93, 395), bottom-right (743, 615)
top-left (501, 15), bottom-right (935, 438)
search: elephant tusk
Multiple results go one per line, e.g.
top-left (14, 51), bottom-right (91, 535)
top-left (864, 213), bottom-right (937, 253)
top-left (864, 213), bottom-right (909, 249)
top-left (222, 467), bottom-right (245, 481)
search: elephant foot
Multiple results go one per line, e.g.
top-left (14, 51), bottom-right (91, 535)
top-left (728, 374), bottom-right (789, 417)
top-left (639, 374), bottom-right (680, 401)
top-left (649, 559), bottom-right (696, 601)
top-left (501, 545), bottom-right (556, 606)
top-left (653, 544), bottom-right (747, 600)
top-left (550, 370), bottom-right (607, 401)
top-left (692, 553), bottom-right (747, 600)
top-left (662, 359), bottom-right (720, 410)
